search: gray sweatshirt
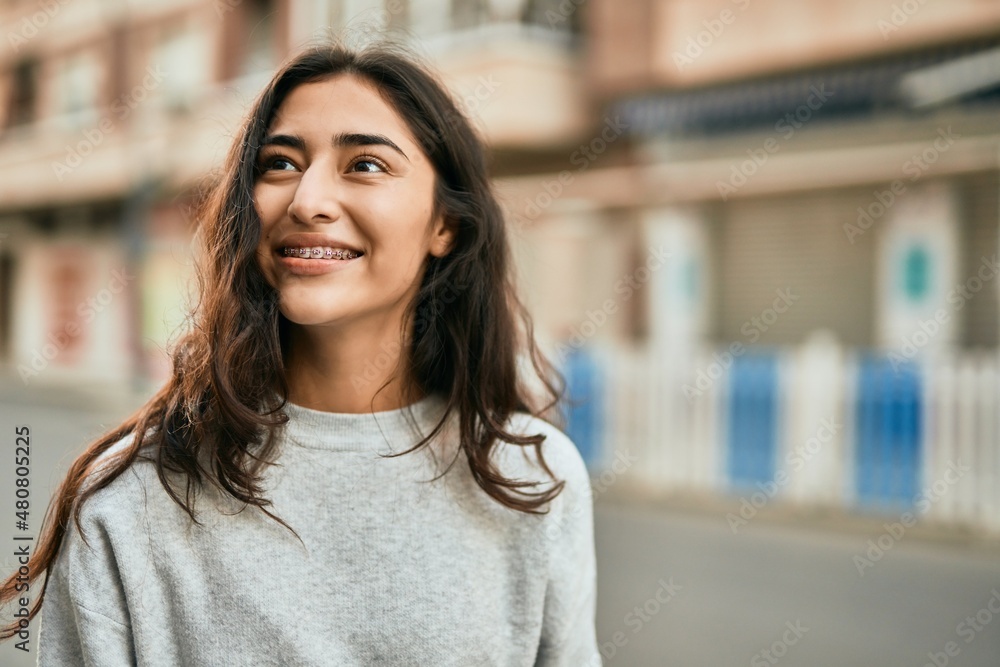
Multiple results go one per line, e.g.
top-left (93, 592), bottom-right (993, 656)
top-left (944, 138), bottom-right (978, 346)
top-left (36, 392), bottom-right (601, 666)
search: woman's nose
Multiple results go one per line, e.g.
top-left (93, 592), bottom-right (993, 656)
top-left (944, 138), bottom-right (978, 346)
top-left (287, 162), bottom-right (343, 224)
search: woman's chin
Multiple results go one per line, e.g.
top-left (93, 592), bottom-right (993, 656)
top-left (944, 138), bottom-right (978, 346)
top-left (280, 305), bottom-right (353, 327)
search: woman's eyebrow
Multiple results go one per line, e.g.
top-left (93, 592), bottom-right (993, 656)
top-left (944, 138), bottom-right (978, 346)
top-left (334, 132), bottom-right (410, 162)
top-left (260, 132), bottom-right (410, 162)
top-left (260, 133), bottom-right (306, 151)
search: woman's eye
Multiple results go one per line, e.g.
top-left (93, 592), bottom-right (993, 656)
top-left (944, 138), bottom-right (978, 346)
top-left (264, 157), bottom-right (296, 171)
top-left (351, 156), bottom-right (388, 173)
top-left (256, 154), bottom-right (297, 173)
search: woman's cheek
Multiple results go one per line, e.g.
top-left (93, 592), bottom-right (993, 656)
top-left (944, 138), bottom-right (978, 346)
top-left (255, 186), bottom-right (285, 223)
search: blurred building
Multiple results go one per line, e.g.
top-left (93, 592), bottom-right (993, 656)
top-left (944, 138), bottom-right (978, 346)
top-left (0, 0), bottom-right (586, 392)
top-left (1, 0), bottom-right (999, 532)
top-left (519, 0), bottom-right (1000, 533)
top-left (512, 0), bottom-right (1000, 356)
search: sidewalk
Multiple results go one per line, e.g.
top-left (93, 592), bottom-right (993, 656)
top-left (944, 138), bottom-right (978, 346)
top-left (593, 497), bottom-right (1000, 666)
top-left (596, 472), bottom-right (1000, 555)
top-left (0, 365), bottom-right (155, 414)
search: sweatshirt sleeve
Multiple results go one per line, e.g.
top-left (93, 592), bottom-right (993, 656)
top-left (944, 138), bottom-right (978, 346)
top-left (533, 431), bottom-right (603, 667)
top-left (37, 496), bottom-right (136, 667)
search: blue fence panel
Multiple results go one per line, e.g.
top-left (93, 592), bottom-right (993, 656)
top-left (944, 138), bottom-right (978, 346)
top-left (854, 355), bottom-right (922, 509)
top-left (726, 351), bottom-right (780, 488)
top-left (560, 346), bottom-right (604, 471)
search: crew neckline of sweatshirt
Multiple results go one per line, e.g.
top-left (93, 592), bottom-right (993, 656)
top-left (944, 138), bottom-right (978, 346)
top-left (278, 392), bottom-right (450, 452)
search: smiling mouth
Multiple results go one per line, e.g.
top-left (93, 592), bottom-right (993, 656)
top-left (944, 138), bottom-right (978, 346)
top-left (280, 247), bottom-right (364, 260)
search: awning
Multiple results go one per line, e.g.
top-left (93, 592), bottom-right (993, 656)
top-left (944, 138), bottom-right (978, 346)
top-left (614, 36), bottom-right (1000, 138)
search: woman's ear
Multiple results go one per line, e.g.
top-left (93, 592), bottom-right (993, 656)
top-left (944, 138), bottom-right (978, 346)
top-left (429, 213), bottom-right (458, 258)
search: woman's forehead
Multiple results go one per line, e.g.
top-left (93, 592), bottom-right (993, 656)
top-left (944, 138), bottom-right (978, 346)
top-left (268, 75), bottom-right (419, 152)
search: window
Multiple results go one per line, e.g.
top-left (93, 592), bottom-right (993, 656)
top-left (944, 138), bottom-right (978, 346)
top-left (55, 51), bottom-right (99, 128)
top-left (901, 244), bottom-right (931, 304)
top-left (241, 0), bottom-right (278, 76)
top-left (6, 58), bottom-right (38, 128)
top-left (0, 249), bottom-right (14, 362)
top-left (451, 0), bottom-right (488, 30)
top-left (157, 24), bottom-right (210, 111)
top-left (523, 0), bottom-right (581, 33)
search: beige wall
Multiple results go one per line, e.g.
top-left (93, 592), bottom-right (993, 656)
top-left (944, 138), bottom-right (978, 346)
top-left (588, 0), bottom-right (1000, 95)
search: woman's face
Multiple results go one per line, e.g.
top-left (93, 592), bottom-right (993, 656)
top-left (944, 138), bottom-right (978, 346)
top-left (253, 74), bottom-right (454, 331)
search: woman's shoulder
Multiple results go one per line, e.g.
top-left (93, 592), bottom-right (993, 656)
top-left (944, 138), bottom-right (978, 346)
top-left (71, 428), bottom-right (173, 524)
top-left (492, 411), bottom-right (593, 499)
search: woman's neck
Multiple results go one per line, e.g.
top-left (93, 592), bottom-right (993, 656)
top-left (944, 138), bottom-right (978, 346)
top-left (283, 323), bottom-right (421, 414)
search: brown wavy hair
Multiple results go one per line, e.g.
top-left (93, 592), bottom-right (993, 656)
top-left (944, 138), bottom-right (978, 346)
top-left (0, 40), bottom-right (568, 641)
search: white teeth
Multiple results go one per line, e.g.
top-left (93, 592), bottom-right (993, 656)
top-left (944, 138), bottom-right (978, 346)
top-left (282, 246), bottom-right (361, 260)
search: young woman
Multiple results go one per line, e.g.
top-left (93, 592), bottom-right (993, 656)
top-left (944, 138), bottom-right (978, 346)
top-left (0, 42), bottom-right (601, 666)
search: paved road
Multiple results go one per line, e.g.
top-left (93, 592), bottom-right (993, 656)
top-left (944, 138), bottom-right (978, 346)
top-left (2, 391), bottom-right (999, 666)
top-left (594, 500), bottom-right (1000, 666)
